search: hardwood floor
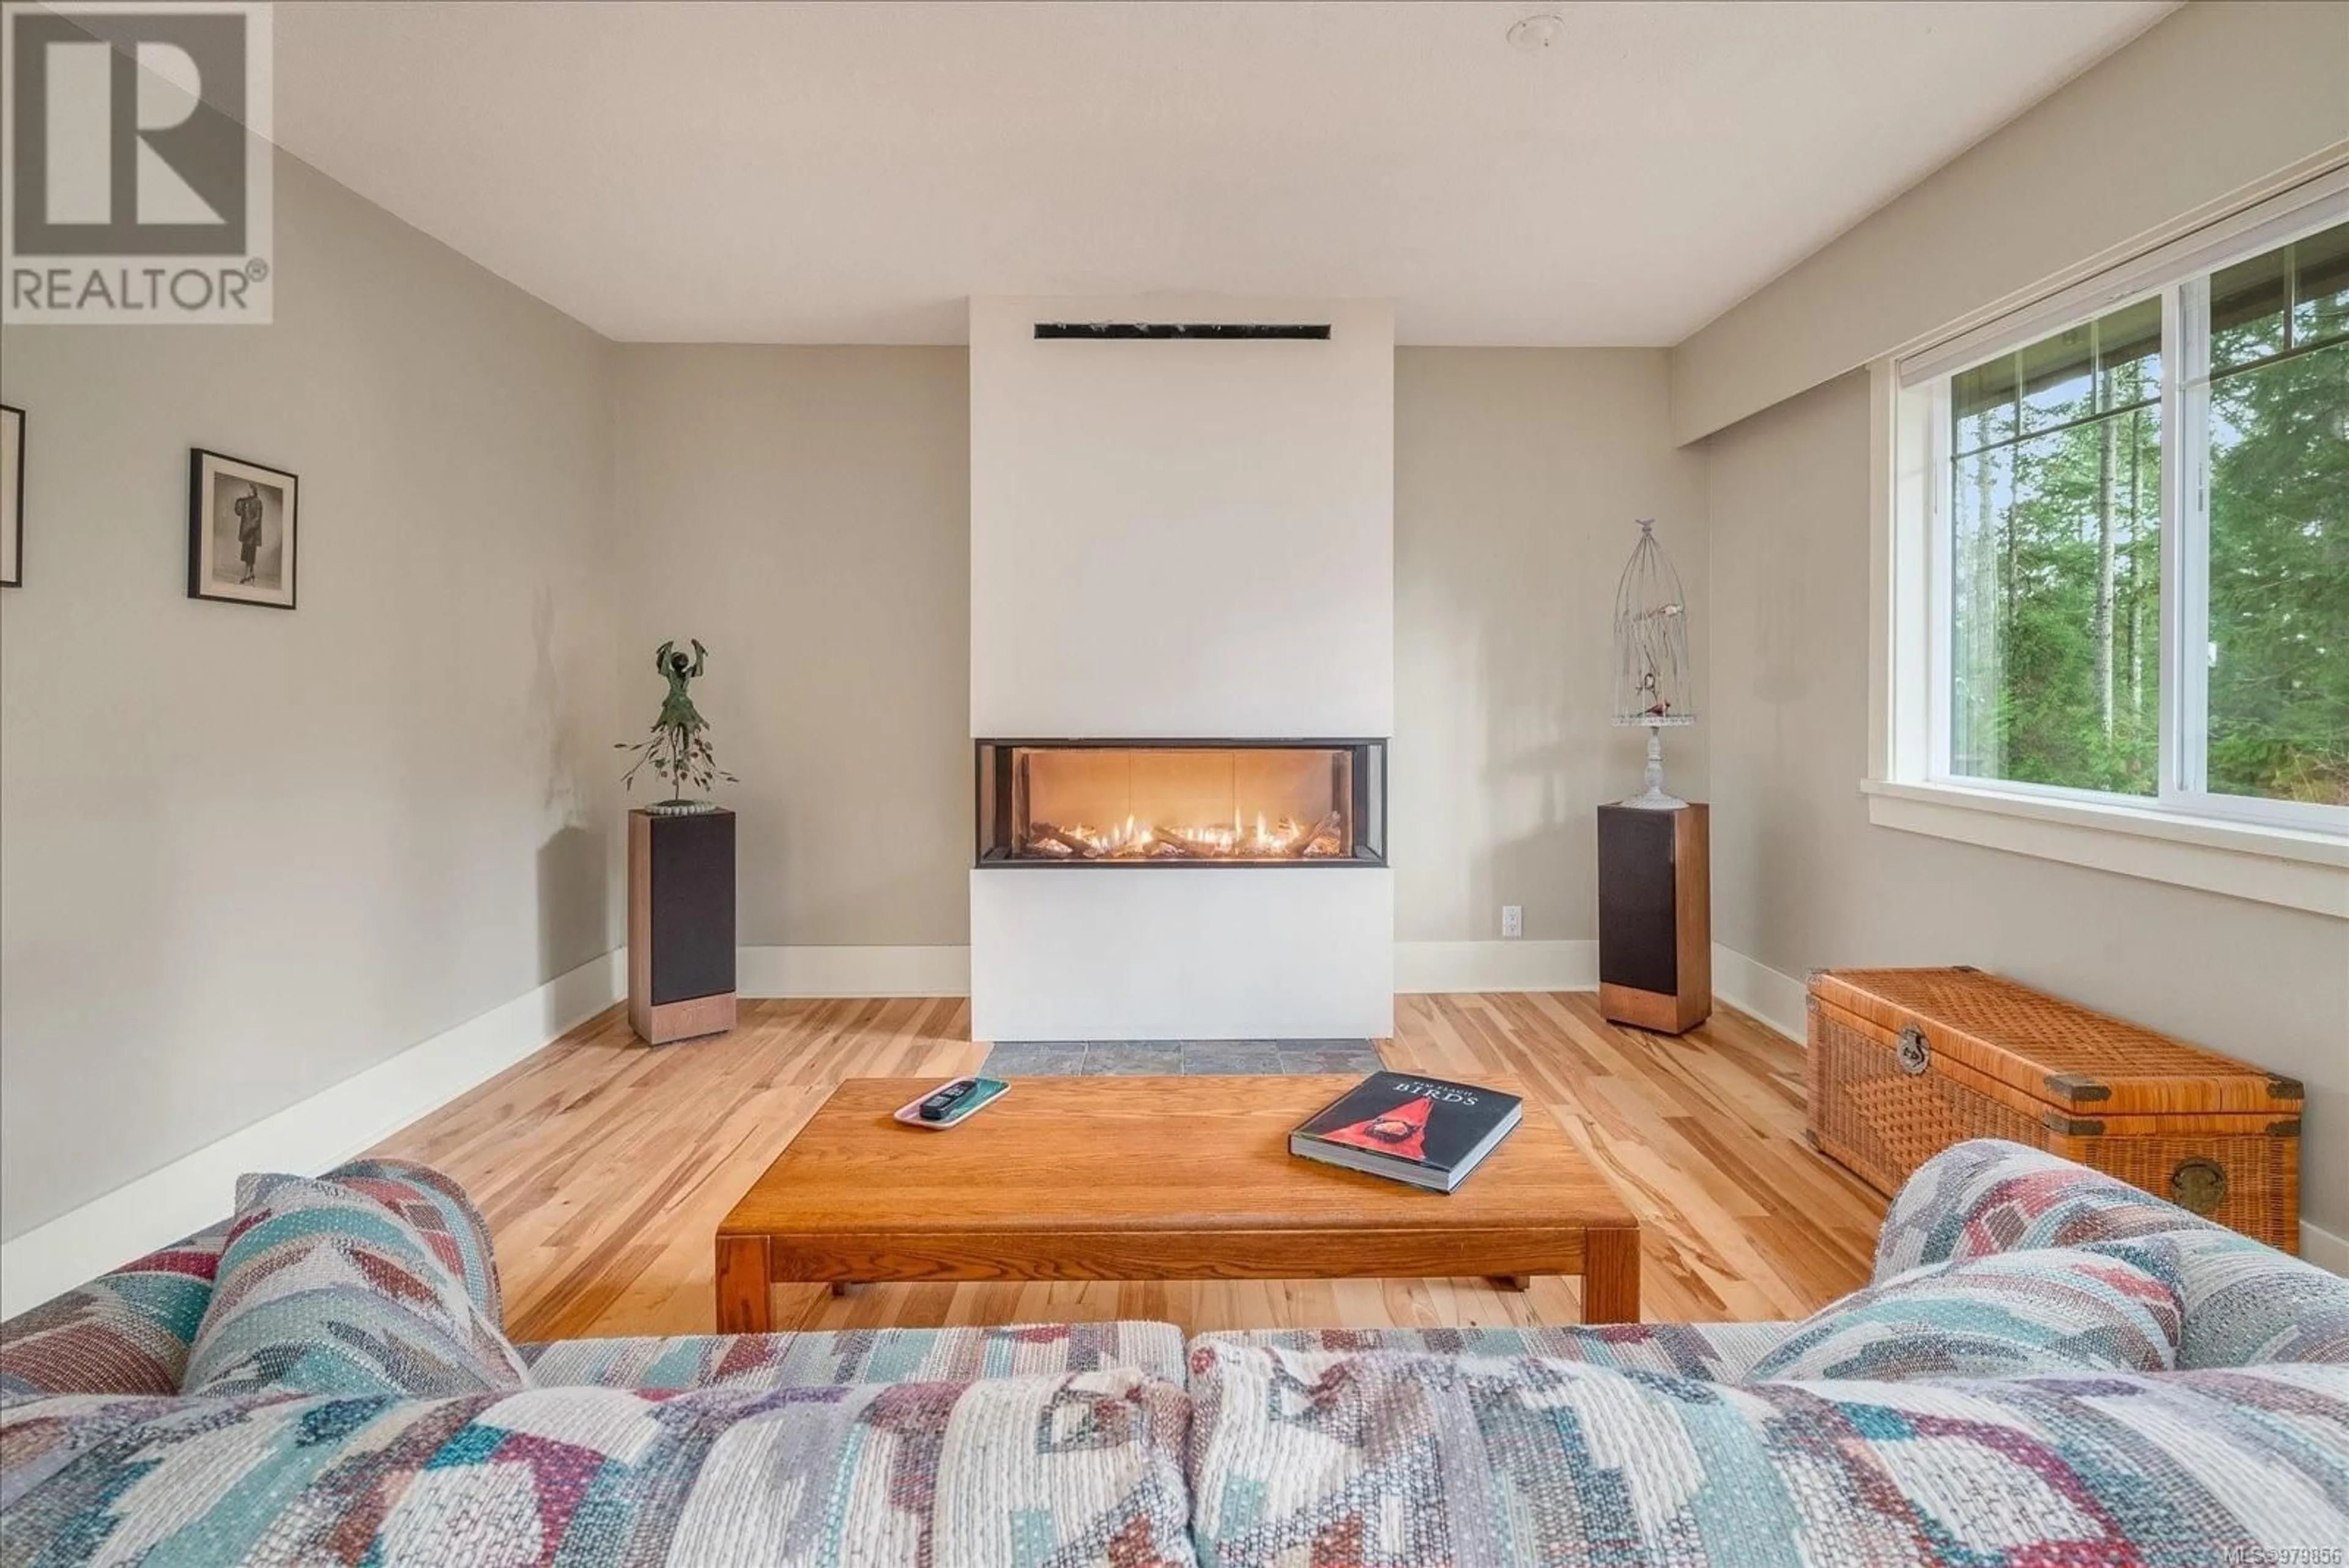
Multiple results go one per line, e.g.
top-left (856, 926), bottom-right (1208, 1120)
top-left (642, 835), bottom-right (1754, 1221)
top-left (368, 992), bottom-right (1886, 1343)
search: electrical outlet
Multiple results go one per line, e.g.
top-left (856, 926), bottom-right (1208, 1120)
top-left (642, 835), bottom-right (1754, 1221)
top-left (1501, 905), bottom-right (1523, 938)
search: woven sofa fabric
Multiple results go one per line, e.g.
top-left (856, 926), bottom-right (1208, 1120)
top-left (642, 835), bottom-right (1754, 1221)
top-left (2139, 1228), bottom-right (2349, 1369)
top-left (1747, 1246), bottom-right (2182, 1383)
top-left (182, 1173), bottom-right (531, 1400)
top-left (0, 1225), bottom-right (229, 1404)
top-left (2, 1369), bottom-right (1198, 1566)
top-left (522, 1320), bottom-right (1190, 1391)
top-left (322, 1156), bottom-right (505, 1328)
top-left (1186, 1343), bottom-right (2349, 1567)
top-left (0, 1158), bottom-right (499, 1404)
top-left (1874, 1137), bottom-right (2223, 1280)
top-left (1879, 1138), bottom-right (2349, 1369)
top-left (1195, 1321), bottom-right (1794, 1383)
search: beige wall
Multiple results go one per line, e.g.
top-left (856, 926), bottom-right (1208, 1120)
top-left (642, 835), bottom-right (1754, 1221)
top-left (610, 347), bottom-right (971, 946)
top-left (606, 345), bottom-right (1696, 951)
top-left (1680, 0), bottom-right (2349, 1241)
top-left (1671, 1), bottom-right (2349, 443)
top-left (1705, 370), bottom-right (2349, 1237)
top-left (0, 152), bottom-right (619, 1242)
top-left (1395, 349), bottom-right (1708, 942)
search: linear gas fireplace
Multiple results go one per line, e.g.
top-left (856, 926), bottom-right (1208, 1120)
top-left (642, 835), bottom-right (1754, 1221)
top-left (976, 739), bottom-right (1386, 868)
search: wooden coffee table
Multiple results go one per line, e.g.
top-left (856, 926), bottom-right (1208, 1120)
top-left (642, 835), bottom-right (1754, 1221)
top-left (714, 1074), bottom-right (1640, 1331)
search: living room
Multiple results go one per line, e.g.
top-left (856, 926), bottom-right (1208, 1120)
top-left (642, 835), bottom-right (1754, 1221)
top-left (2, 2), bottom-right (2345, 1562)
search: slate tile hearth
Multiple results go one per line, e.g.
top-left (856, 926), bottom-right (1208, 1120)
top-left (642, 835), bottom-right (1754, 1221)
top-left (1277, 1046), bottom-right (1392, 1074)
top-left (983, 1039), bottom-right (1384, 1077)
top-left (1079, 1042), bottom-right (1183, 1076)
top-left (1180, 1041), bottom-right (1283, 1076)
top-left (978, 1042), bottom-right (1088, 1077)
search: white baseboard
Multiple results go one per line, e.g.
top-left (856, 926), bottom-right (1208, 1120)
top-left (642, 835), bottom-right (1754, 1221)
top-left (725, 942), bottom-right (1798, 1014)
top-left (0, 949), bottom-right (625, 1320)
top-left (1393, 940), bottom-right (1597, 994)
top-left (732, 943), bottom-right (1606, 1001)
top-left (1390, 942), bottom-right (1813, 1030)
top-left (1710, 944), bottom-right (1809, 1042)
top-left (2302, 1221), bottom-right (2349, 1276)
top-left (737, 945), bottom-right (971, 998)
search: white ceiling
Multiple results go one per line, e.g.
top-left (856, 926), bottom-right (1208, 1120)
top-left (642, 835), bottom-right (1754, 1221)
top-left (273, 1), bottom-right (2175, 346)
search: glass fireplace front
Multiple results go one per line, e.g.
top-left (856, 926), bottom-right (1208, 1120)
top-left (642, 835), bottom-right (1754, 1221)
top-left (976, 739), bottom-right (1386, 868)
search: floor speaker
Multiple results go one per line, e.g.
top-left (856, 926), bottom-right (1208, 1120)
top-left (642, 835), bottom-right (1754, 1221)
top-left (1596, 801), bottom-right (1710, 1035)
top-left (628, 807), bottom-right (737, 1044)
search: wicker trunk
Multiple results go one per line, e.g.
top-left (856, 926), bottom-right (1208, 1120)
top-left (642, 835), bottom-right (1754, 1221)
top-left (1806, 967), bottom-right (2303, 1253)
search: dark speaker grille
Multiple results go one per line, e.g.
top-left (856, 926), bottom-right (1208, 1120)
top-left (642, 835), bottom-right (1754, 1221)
top-left (649, 812), bottom-right (735, 1004)
top-left (1597, 806), bottom-right (1678, 995)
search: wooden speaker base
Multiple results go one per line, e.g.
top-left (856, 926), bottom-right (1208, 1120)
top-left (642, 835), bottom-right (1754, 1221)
top-left (633, 990), bottom-right (737, 1046)
top-left (1600, 981), bottom-right (1709, 1036)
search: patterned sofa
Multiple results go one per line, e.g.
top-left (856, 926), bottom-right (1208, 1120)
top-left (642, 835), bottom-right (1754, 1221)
top-left (2, 1140), bottom-right (2344, 1564)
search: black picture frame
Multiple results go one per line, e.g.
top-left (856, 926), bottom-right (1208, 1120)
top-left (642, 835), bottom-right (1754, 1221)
top-left (188, 447), bottom-right (299, 609)
top-left (0, 404), bottom-right (22, 589)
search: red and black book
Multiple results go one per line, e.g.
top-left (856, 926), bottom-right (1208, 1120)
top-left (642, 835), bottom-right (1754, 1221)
top-left (1289, 1073), bottom-right (1523, 1192)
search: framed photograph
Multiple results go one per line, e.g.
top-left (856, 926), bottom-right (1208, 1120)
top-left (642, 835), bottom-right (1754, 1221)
top-left (188, 448), bottom-right (298, 609)
top-left (1, 404), bottom-right (22, 589)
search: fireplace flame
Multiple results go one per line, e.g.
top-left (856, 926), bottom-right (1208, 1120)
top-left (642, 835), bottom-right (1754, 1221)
top-left (1026, 809), bottom-right (1344, 861)
top-left (986, 741), bottom-right (1377, 867)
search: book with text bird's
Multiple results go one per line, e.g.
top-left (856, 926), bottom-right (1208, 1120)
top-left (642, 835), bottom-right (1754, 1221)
top-left (1289, 1073), bottom-right (1522, 1192)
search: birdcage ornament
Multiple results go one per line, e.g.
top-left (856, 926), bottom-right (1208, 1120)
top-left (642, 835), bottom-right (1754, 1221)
top-left (1612, 519), bottom-right (1696, 808)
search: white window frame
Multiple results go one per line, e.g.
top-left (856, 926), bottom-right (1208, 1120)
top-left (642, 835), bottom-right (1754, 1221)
top-left (1869, 170), bottom-right (2349, 920)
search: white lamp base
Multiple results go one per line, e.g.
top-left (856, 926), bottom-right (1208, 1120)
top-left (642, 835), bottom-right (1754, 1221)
top-left (1618, 724), bottom-right (1687, 809)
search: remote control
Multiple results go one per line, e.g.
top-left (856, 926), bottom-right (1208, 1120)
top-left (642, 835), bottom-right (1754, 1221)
top-left (918, 1079), bottom-right (979, 1122)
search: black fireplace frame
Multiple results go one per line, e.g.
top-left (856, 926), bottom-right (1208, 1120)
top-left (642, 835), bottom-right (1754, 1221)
top-left (973, 737), bottom-right (1388, 869)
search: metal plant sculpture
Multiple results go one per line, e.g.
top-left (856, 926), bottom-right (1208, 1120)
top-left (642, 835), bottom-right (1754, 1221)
top-left (1612, 519), bottom-right (1696, 807)
top-left (617, 639), bottom-right (737, 812)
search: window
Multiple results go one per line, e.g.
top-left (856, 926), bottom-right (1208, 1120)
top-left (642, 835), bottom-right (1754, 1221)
top-left (1945, 295), bottom-right (2165, 797)
top-left (2200, 225), bottom-right (2349, 808)
top-left (1897, 206), bottom-right (2349, 825)
top-left (1874, 184), bottom-right (2348, 915)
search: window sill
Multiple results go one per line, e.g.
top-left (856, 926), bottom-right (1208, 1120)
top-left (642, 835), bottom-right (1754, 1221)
top-left (1860, 779), bottom-right (2349, 920)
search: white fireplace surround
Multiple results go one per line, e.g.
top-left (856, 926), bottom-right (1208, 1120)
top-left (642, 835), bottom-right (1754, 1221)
top-left (967, 295), bottom-right (1397, 1040)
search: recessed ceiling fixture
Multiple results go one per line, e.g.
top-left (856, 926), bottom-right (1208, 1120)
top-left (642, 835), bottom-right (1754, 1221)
top-left (1507, 12), bottom-right (1565, 53)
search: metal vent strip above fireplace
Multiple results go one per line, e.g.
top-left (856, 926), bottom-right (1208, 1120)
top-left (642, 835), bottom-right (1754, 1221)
top-left (976, 738), bottom-right (1386, 868)
top-left (1032, 322), bottom-right (1331, 340)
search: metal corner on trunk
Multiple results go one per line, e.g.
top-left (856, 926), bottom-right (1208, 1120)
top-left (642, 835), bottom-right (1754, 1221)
top-left (2041, 1072), bottom-right (2112, 1104)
